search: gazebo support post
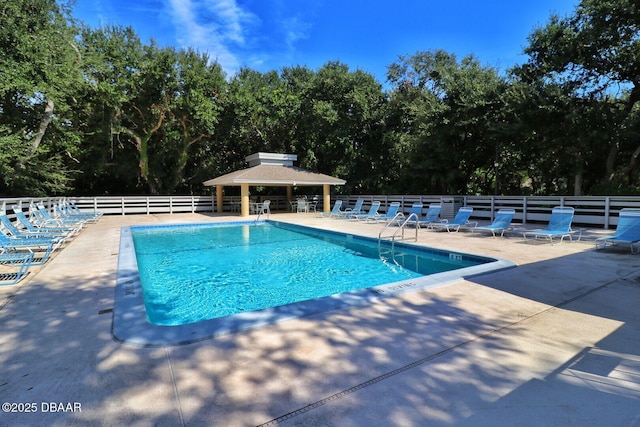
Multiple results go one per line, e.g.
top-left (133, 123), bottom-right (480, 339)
top-left (240, 183), bottom-right (250, 217)
top-left (323, 184), bottom-right (330, 213)
top-left (287, 186), bottom-right (293, 210)
top-left (216, 185), bottom-right (224, 213)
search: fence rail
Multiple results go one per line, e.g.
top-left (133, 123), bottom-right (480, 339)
top-left (334, 195), bottom-right (640, 229)
top-left (2, 194), bottom-right (639, 229)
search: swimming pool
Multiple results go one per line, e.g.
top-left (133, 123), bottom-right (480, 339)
top-left (114, 220), bottom-right (514, 346)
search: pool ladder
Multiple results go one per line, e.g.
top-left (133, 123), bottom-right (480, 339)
top-left (378, 212), bottom-right (419, 249)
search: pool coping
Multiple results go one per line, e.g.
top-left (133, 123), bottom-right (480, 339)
top-left (113, 220), bottom-right (515, 347)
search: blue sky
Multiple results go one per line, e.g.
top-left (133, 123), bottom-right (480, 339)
top-left (73, 0), bottom-right (579, 82)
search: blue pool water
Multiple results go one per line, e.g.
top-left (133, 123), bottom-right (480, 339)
top-left (131, 222), bottom-right (485, 326)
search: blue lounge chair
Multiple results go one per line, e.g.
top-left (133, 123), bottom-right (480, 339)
top-left (320, 199), bottom-right (343, 218)
top-left (62, 199), bottom-right (103, 221)
top-left (595, 209), bottom-right (640, 253)
top-left (339, 198), bottom-right (364, 219)
top-left (0, 250), bottom-right (34, 285)
top-left (523, 207), bottom-right (579, 244)
top-left (10, 207), bottom-right (78, 237)
top-left (57, 201), bottom-right (100, 223)
top-left (0, 233), bottom-right (60, 265)
top-left (393, 202), bottom-right (423, 226)
top-left (30, 203), bottom-right (84, 228)
top-left (417, 204), bottom-right (442, 228)
top-left (350, 201), bottom-right (381, 221)
top-left (0, 212), bottom-right (68, 241)
top-left (475, 209), bottom-right (515, 237)
top-left (429, 207), bottom-right (476, 232)
top-left (368, 202), bottom-right (400, 223)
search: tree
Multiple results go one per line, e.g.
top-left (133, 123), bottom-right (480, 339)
top-left (73, 25), bottom-right (145, 194)
top-left (157, 48), bottom-right (226, 193)
top-left (386, 50), bottom-right (507, 194)
top-left (0, 0), bottom-right (83, 195)
top-left (297, 62), bottom-right (386, 193)
top-left (517, 0), bottom-right (640, 193)
top-left (79, 29), bottom-right (226, 194)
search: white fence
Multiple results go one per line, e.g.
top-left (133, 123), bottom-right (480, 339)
top-left (2, 194), bottom-right (639, 229)
top-left (334, 195), bottom-right (640, 229)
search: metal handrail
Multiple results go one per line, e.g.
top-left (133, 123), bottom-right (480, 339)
top-left (378, 212), bottom-right (405, 241)
top-left (378, 212), bottom-right (419, 248)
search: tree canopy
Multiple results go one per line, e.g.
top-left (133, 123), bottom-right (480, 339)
top-left (1, 0), bottom-right (638, 197)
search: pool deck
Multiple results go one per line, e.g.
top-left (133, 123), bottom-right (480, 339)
top-left (1, 212), bottom-right (638, 426)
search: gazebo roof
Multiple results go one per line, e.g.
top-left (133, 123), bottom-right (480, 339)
top-left (203, 153), bottom-right (346, 187)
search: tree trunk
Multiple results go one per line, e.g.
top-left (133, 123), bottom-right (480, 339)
top-left (574, 173), bottom-right (582, 196)
top-left (15, 98), bottom-right (54, 169)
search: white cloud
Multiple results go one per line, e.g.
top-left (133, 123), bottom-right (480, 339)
top-left (167, 0), bottom-right (257, 76)
top-left (282, 15), bottom-right (311, 49)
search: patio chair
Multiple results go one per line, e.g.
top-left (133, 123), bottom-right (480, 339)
top-left (0, 211), bottom-right (69, 241)
top-left (474, 209), bottom-right (515, 237)
top-left (0, 233), bottom-right (60, 266)
top-left (257, 200), bottom-right (271, 218)
top-left (339, 198), bottom-right (364, 219)
top-left (296, 198), bottom-right (308, 213)
top-left (391, 202), bottom-right (423, 226)
top-left (63, 199), bottom-right (103, 218)
top-left (417, 204), bottom-right (442, 228)
top-left (595, 208), bottom-right (640, 253)
top-left (55, 203), bottom-right (93, 225)
top-left (429, 207), bottom-right (477, 232)
top-left (30, 203), bottom-right (84, 229)
top-left (320, 199), bottom-right (343, 218)
top-left (0, 249), bottom-right (34, 285)
top-left (350, 201), bottom-right (381, 221)
top-left (11, 206), bottom-right (78, 237)
top-left (523, 207), bottom-right (579, 244)
top-left (366, 202), bottom-right (400, 223)
top-left (58, 200), bottom-right (101, 223)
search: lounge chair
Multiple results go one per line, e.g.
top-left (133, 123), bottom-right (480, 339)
top-left (429, 207), bottom-right (477, 232)
top-left (0, 233), bottom-right (60, 265)
top-left (57, 200), bottom-right (100, 223)
top-left (62, 199), bottom-right (103, 220)
top-left (474, 209), bottom-right (515, 237)
top-left (10, 206), bottom-right (78, 237)
top-left (350, 201), bottom-right (381, 221)
top-left (595, 209), bottom-right (640, 253)
top-left (320, 200), bottom-right (343, 218)
top-left (55, 203), bottom-right (93, 224)
top-left (367, 202), bottom-right (400, 223)
top-left (0, 250), bottom-right (34, 285)
top-left (339, 198), bottom-right (364, 219)
top-left (417, 204), bottom-right (442, 228)
top-left (0, 212), bottom-right (69, 241)
top-left (523, 207), bottom-right (579, 244)
top-left (30, 203), bottom-right (84, 228)
top-left (391, 202), bottom-right (423, 226)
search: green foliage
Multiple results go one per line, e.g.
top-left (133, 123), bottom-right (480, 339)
top-left (0, 0), bottom-right (83, 196)
top-left (0, 0), bottom-right (638, 197)
top-left (386, 50), bottom-right (507, 194)
top-left (518, 0), bottom-right (640, 193)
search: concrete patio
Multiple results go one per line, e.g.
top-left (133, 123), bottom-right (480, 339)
top-left (0, 212), bottom-right (638, 426)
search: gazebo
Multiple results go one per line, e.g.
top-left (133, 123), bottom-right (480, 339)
top-left (203, 153), bottom-right (346, 217)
